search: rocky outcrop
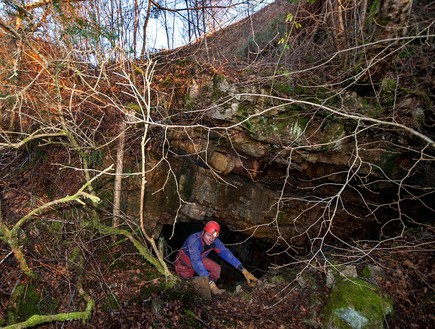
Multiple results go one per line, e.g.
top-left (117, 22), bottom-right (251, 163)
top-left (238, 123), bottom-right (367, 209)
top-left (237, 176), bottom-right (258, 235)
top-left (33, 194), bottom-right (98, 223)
top-left (117, 69), bottom-right (434, 247)
top-left (120, 0), bottom-right (434, 248)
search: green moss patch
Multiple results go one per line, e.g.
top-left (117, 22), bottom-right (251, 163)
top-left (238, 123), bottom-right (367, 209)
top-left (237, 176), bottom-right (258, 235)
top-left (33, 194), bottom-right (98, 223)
top-left (6, 281), bottom-right (58, 325)
top-left (323, 278), bottom-right (393, 329)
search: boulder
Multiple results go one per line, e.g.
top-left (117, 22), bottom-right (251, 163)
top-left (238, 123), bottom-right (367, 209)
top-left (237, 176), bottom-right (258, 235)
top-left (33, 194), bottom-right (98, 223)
top-left (322, 278), bottom-right (393, 329)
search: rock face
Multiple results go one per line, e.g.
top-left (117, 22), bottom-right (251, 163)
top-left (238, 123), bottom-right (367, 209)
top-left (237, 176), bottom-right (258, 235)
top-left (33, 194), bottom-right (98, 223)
top-left (120, 1), bottom-right (433, 248)
top-left (119, 82), bottom-right (433, 247)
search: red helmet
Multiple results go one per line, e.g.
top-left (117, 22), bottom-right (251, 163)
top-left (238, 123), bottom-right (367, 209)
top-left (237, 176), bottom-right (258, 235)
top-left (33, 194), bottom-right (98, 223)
top-left (204, 221), bottom-right (220, 237)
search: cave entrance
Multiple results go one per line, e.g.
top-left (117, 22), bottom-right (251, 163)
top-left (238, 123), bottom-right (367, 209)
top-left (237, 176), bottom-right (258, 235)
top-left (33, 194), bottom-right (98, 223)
top-left (160, 221), bottom-right (294, 287)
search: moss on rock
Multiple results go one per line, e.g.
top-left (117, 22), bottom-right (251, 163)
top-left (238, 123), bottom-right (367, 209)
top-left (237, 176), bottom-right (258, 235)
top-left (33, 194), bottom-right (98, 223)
top-left (322, 278), bottom-right (393, 329)
top-left (6, 281), bottom-right (58, 325)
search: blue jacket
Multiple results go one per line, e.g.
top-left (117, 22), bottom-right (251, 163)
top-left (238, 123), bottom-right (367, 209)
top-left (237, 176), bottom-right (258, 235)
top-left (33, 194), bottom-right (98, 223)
top-left (179, 231), bottom-right (242, 277)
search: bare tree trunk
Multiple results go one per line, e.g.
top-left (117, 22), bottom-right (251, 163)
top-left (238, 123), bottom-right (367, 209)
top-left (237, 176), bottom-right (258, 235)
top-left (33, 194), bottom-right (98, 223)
top-left (0, 198), bottom-right (35, 278)
top-left (127, 63), bottom-right (172, 278)
top-left (112, 120), bottom-right (126, 227)
top-left (133, 0), bottom-right (139, 58)
top-left (328, 0), bottom-right (345, 53)
top-left (336, 0), bottom-right (345, 50)
top-left (162, 0), bottom-right (172, 49)
top-left (141, 0), bottom-right (153, 58)
top-left (185, 0), bottom-right (193, 41)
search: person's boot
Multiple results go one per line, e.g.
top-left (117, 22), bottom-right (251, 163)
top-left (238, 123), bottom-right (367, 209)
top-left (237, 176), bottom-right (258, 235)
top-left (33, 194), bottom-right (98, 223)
top-left (209, 281), bottom-right (226, 295)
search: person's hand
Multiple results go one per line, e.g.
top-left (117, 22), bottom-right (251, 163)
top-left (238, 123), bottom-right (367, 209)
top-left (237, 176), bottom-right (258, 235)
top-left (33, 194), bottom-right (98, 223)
top-left (242, 269), bottom-right (258, 287)
top-left (209, 281), bottom-right (226, 295)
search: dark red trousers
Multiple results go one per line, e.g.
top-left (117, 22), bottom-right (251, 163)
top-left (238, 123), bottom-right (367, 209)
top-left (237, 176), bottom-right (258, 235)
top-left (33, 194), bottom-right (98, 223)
top-left (175, 250), bottom-right (221, 281)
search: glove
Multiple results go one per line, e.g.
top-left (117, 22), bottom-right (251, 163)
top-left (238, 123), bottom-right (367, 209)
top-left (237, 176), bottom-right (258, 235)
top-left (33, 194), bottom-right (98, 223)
top-left (242, 268), bottom-right (258, 287)
top-left (209, 281), bottom-right (226, 295)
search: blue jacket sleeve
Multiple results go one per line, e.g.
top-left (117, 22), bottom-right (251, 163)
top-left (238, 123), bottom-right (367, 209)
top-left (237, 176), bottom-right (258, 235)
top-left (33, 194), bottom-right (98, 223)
top-left (214, 239), bottom-right (243, 270)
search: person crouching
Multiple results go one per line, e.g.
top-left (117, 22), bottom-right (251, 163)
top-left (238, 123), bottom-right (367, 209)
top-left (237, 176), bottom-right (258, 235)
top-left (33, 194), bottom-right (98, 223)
top-left (175, 220), bottom-right (258, 295)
